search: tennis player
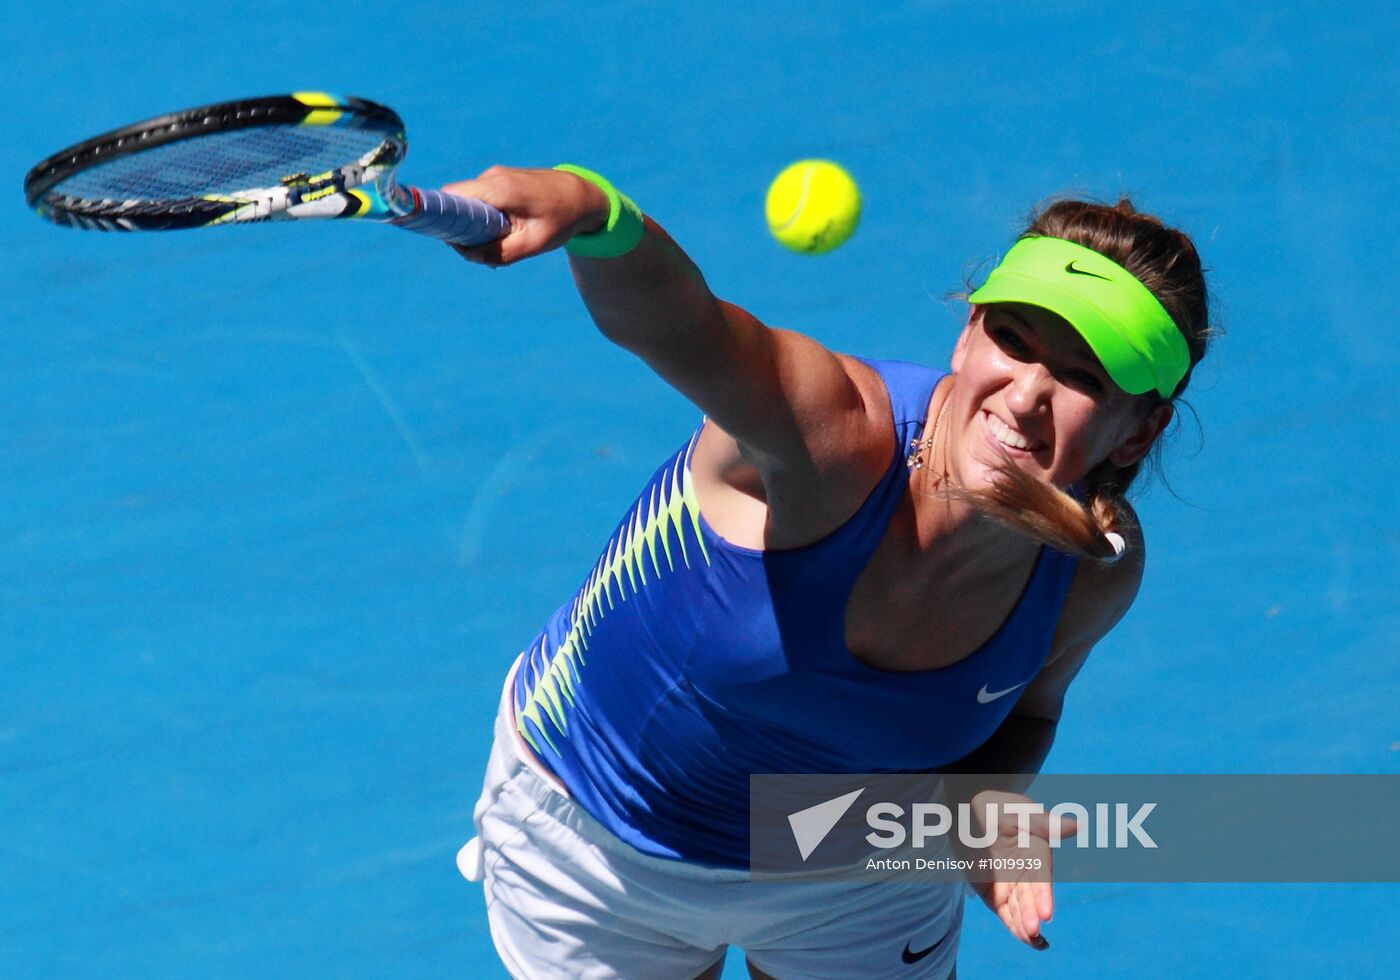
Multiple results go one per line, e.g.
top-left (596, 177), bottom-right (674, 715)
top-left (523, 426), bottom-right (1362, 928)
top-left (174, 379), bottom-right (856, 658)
top-left (447, 165), bottom-right (1212, 979)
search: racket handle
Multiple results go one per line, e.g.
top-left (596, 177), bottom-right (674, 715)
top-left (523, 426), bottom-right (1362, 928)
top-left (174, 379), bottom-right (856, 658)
top-left (390, 186), bottom-right (509, 246)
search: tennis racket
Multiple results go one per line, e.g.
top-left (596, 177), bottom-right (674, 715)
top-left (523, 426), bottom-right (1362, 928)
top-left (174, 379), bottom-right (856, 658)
top-left (23, 92), bottom-right (509, 246)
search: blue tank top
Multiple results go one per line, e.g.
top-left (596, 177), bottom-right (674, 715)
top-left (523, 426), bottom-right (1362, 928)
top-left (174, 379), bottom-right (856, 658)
top-left (510, 358), bottom-right (1080, 867)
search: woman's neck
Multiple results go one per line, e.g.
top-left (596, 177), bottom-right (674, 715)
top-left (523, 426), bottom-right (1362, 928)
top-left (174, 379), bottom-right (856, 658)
top-left (907, 376), bottom-right (1042, 575)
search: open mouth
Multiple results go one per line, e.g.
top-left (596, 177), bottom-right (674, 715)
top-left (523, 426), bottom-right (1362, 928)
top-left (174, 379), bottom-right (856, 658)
top-left (980, 410), bottom-right (1045, 456)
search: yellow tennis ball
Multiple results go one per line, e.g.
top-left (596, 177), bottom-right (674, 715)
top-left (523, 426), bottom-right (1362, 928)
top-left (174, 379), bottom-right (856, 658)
top-left (765, 160), bottom-right (861, 254)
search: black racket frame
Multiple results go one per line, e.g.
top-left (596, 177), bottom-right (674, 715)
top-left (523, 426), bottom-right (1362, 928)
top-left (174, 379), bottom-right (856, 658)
top-left (24, 94), bottom-right (405, 230)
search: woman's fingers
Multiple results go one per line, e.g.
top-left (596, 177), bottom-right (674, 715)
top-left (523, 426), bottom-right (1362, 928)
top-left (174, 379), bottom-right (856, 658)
top-left (441, 167), bottom-right (604, 267)
top-left (1002, 882), bottom-right (1050, 949)
top-left (441, 165), bottom-right (519, 206)
top-left (1035, 879), bottom-right (1054, 922)
top-left (439, 173), bottom-right (516, 266)
top-left (439, 178), bottom-right (487, 202)
top-left (1019, 886), bottom-right (1046, 946)
top-left (1029, 812), bottom-right (1076, 843)
top-left (1006, 885), bottom-right (1024, 940)
top-left (980, 874), bottom-right (1054, 949)
top-left (993, 888), bottom-right (1019, 939)
top-left (1009, 885), bottom-right (1033, 943)
top-left (964, 792), bottom-right (1063, 952)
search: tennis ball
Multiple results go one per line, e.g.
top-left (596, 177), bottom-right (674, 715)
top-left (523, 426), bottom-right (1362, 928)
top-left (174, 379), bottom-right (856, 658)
top-left (765, 160), bottom-right (861, 255)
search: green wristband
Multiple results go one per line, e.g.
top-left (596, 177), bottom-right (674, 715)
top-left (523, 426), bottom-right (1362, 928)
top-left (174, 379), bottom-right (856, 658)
top-left (553, 164), bottom-right (645, 258)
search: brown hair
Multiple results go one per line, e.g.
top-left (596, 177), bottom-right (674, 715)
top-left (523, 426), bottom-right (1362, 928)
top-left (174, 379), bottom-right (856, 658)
top-left (948, 196), bottom-right (1216, 560)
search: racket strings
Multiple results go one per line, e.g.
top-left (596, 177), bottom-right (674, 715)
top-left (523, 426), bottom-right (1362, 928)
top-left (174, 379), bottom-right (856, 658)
top-left (51, 124), bottom-right (396, 202)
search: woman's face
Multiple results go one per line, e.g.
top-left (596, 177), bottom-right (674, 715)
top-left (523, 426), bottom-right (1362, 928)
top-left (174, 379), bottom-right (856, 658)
top-left (947, 303), bottom-right (1173, 490)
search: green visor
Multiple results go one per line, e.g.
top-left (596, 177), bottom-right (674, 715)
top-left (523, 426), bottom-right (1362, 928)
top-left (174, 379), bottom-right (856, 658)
top-left (967, 236), bottom-right (1188, 397)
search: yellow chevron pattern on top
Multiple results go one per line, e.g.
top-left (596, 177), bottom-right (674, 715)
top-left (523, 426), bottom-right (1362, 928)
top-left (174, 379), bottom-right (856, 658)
top-left (515, 445), bottom-right (712, 754)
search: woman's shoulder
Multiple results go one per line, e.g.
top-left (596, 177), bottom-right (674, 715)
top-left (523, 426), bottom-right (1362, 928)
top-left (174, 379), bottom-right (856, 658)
top-left (996, 506), bottom-right (1147, 721)
top-left (1053, 503), bottom-right (1147, 657)
top-left (838, 354), bottom-right (947, 426)
top-left (690, 354), bottom-right (907, 552)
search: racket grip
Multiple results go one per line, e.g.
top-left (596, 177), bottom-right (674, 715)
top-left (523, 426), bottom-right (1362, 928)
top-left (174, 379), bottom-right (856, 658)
top-left (391, 186), bottom-right (509, 246)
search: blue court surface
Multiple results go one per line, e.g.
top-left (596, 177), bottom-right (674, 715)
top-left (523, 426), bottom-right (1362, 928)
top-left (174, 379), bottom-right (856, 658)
top-left (3, 2), bottom-right (1396, 976)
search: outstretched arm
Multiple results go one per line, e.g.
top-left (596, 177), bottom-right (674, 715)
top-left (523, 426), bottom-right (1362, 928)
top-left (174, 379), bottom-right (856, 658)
top-left (442, 165), bottom-right (891, 508)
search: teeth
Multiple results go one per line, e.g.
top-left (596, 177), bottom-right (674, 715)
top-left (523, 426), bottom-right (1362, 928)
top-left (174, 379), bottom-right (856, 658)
top-left (985, 413), bottom-right (1039, 451)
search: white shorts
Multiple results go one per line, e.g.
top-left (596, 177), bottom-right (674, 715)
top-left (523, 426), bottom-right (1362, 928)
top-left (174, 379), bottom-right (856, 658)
top-left (458, 657), bottom-right (962, 979)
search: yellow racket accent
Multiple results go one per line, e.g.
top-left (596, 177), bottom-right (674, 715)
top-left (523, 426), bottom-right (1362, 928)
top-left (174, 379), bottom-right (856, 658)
top-left (301, 184), bottom-right (342, 203)
top-left (292, 91), bottom-right (343, 127)
top-left (347, 189), bottom-right (372, 216)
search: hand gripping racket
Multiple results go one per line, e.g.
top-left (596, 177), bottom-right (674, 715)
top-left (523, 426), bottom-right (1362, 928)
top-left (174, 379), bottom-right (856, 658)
top-left (23, 92), bottom-right (509, 246)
